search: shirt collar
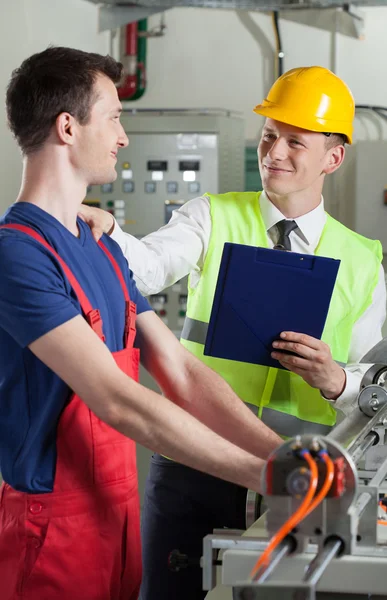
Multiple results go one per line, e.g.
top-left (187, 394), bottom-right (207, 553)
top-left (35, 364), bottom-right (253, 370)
top-left (259, 190), bottom-right (327, 250)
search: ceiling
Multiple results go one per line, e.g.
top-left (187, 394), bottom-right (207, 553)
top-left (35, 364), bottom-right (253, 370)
top-left (86, 0), bottom-right (383, 36)
top-left (87, 0), bottom-right (387, 8)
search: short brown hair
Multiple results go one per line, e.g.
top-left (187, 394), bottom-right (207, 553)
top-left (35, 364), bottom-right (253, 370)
top-left (6, 46), bottom-right (123, 155)
top-left (324, 133), bottom-right (347, 149)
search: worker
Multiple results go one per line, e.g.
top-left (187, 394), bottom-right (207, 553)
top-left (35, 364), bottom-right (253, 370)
top-left (80, 66), bottom-right (386, 600)
top-left (0, 46), bottom-right (283, 600)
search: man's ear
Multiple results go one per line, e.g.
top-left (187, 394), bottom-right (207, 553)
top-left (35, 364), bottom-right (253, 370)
top-left (55, 112), bottom-right (76, 146)
top-left (324, 144), bottom-right (345, 175)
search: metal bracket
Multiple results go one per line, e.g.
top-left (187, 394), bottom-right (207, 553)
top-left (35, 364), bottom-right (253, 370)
top-left (98, 5), bottom-right (170, 32)
top-left (245, 490), bottom-right (262, 530)
top-left (358, 384), bottom-right (387, 418)
top-left (202, 534), bottom-right (270, 591)
top-left (280, 5), bottom-right (365, 40)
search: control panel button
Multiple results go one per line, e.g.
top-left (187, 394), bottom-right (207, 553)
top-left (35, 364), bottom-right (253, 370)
top-left (188, 181), bottom-right (200, 194)
top-left (123, 181), bottom-right (135, 193)
top-left (145, 182), bottom-right (156, 194)
top-left (101, 183), bottom-right (113, 193)
top-left (167, 181), bottom-right (178, 194)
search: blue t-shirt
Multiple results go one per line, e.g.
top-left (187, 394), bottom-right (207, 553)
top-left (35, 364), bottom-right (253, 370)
top-left (0, 203), bottom-right (151, 493)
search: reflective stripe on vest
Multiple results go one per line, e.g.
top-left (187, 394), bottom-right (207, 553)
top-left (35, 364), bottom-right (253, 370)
top-left (181, 316), bottom-right (208, 345)
top-left (244, 402), bottom-right (332, 436)
top-left (181, 316), bottom-right (347, 368)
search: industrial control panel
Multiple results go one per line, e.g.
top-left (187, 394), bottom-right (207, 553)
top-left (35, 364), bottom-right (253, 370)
top-left (87, 134), bottom-right (218, 236)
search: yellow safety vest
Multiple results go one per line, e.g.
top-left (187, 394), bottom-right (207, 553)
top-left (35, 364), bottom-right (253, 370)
top-left (181, 191), bottom-right (382, 437)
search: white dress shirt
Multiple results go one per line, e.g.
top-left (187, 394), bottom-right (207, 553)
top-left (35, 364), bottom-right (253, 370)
top-left (111, 191), bottom-right (386, 414)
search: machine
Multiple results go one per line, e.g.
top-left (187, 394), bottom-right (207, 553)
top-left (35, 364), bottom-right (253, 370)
top-left (201, 340), bottom-right (387, 599)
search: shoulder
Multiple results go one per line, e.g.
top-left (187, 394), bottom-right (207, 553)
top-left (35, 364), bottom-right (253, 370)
top-left (326, 214), bottom-right (382, 261)
top-left (206, 191), bottom-right (261, 203)
top-left (0, 226), bottom-right (58, 265)
top-left (0, 227), bottom-right (70, 300)
top-left (207, 191), bottom-right (263, 215)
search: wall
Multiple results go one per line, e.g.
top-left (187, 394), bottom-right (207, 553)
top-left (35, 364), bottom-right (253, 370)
top-left (0, 0), bottom-right (109, 214)
top-left (134, 6), bottom-right (387, 142)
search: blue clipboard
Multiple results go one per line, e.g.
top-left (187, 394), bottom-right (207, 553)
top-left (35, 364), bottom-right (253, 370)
top-left (204, 243), bottom-right (340, 368)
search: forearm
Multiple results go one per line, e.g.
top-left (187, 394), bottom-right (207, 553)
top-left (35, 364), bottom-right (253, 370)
top-left (158, 353), bottom-right (282, 460)
top-left (110, 370), bottom-right (265, 491)
top-left (30, 316), bottom-right (265, 492)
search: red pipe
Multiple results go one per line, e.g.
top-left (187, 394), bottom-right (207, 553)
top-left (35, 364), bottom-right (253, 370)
top-left (117, 22), bottom-right (138, 100)
top-left (126, 22), bottom-right (138, 56)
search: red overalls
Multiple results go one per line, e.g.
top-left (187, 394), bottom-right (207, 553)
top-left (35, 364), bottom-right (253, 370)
top-left (0, 225), bottom-right (142, 600)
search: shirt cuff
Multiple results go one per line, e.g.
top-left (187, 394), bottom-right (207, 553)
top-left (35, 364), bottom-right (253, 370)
top-left (322, 370), bottom-right (361, 415)
top-left (110, 218), bottom-right (124, 243)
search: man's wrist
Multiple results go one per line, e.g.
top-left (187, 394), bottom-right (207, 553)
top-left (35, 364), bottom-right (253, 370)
top-left (321, 368), bottom-right (346, 400)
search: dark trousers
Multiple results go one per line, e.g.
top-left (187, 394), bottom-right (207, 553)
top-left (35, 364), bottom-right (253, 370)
top-left (140, 454), bottom-right (248, 600)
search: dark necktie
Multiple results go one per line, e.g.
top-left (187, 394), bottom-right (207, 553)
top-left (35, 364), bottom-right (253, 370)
top-left (274, 219), bottom-right (297, 251)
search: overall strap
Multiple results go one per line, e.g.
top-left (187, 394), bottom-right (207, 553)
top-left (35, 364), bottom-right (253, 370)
top-left (98, 240), bottom-right (137, 348)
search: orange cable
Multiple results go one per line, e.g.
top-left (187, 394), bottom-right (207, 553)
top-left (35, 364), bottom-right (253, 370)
top-left (250, 450), bottom-right (318, 580)
top-left (304, 451), bottom-right (334, 517)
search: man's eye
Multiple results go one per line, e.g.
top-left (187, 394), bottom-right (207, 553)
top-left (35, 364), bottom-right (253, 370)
top-left (263, 133), bottom-right (275, 141)
top-left (290, 139), bottom-right (302, 146)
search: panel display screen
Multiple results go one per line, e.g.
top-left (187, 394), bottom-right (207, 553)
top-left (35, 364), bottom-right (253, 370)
top-left (179, 160), bottom-right (200, 171)
top-left (147, 160), bottom-right (168, 171)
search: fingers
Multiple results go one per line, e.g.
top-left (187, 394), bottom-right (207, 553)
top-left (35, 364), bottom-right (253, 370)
top-left (77, 211), bottom-right (106, 241)
top-left (91, 224), bottom-right (104, 242)
top-left (271, 331), bottom-right (330, 369)
top-left (272, 340), bottom-right (314, 360)
top-left (271, 352), bottom-right (310, 370)
top-left (272, 332), bottom-right (329, 361)
top-left (278, 332), bottom-right (323, 351)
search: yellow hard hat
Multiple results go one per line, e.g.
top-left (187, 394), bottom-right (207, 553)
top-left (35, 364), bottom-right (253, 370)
top-left (253, 66), bottom-right (354, 144)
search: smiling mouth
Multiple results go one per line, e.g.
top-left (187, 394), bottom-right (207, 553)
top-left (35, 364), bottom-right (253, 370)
top-left (264, 165), bottom-right (292, 173)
